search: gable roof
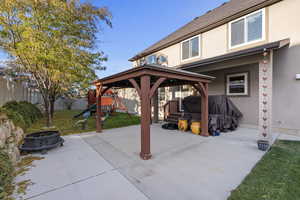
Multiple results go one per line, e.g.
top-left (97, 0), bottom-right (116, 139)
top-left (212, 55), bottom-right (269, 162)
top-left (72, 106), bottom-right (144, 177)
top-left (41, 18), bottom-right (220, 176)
top-left (129, 0), bottom-right (282, 61)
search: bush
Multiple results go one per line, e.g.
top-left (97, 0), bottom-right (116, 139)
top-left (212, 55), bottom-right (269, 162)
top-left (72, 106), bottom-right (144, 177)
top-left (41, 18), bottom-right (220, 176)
top-left (0, 108), bottom-right (26, 129)
top-left (1, 101), bottom-right (42, 129)
top-left (0, 150), bottom-right (14, 200)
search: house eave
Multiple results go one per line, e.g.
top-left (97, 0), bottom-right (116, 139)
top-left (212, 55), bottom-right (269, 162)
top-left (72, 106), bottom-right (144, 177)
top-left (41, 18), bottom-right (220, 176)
top-left (177, 39), bottom-right (290, 70)
top-left (129, 0), bottom-right (283, 62)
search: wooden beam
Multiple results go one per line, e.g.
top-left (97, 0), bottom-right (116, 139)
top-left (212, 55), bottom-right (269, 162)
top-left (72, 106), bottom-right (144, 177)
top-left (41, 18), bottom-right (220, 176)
top-left (149, 77), bottom-right (166, 98)
top-left (96, 83), bottom-right (103, 133)
top-left (192, 83), bottom-right (206, 97)
top-left (129, 78), bottom-right (142, 97)
top-left (201, 83), bottom-right (209, 137)
top-left (101, 86), bottom-right (111, 96)
top-left (140, 75), bottom-right (152, 160)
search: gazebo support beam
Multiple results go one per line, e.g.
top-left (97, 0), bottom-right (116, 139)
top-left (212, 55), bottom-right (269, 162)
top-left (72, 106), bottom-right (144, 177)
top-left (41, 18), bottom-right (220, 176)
top-left (129, 78), bottom-right (141, 97)
top-left (149, 77), bottom-right (167, 98)
top-left (201, 83), bottom-right (209, 137)
top-left (96, 83), bottom-right (103, 133)
top-left (192, 83), bottom-right (209, 137)
top-left (95, 85), bottom-right (111, 133)
top-left (140, 75), bottom-right (152, 160)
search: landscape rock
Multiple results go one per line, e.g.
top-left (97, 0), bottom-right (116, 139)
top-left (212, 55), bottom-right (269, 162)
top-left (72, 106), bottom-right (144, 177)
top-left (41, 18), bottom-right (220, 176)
top-left (0, 119), bottom-right (25, 165)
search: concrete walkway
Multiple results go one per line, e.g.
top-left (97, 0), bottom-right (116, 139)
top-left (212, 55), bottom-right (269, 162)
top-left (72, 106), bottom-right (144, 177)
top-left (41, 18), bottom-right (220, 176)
top-left (17, 125), bottom-right (295, 200)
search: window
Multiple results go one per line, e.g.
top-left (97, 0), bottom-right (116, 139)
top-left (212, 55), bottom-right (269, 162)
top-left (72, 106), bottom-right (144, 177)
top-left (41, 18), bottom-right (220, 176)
top-left (175, 85), bottom-right (191, 111)
top-left (181, 36), bottom-right (200, 61)
top-left (226, 73), bottom-right (249, 96)
top-left (229, 9), bottom-right (265, 48)
top-left (159, 87), bottom-right (166, 101)
top-left (145, 54), bottom-right (168, 65)
top-left (146, 55), bottom-right (157, 64)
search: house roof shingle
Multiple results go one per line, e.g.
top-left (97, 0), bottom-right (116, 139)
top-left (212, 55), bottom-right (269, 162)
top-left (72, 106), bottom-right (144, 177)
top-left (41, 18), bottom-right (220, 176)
top-left (129, 0), bottom-right (282, 61)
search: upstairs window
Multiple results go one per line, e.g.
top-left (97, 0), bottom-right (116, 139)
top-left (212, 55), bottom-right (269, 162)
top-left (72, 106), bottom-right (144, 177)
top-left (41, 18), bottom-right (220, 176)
top-left (181, 35), bottom-right (200, 61)
top-left (145, 54), bottom-right (168, 66)
top-left (146, 55), bottom-right (157, 64)
top-left (229, 9), bottom-right (265, 48)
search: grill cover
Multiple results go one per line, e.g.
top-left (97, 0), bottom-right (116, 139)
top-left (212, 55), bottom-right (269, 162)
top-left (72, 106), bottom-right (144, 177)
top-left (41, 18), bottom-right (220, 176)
top-left (182, 95), bottom-right (243, 133)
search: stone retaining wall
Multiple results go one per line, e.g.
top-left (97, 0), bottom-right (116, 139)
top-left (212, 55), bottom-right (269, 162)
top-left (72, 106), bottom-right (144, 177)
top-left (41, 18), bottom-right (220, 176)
top-left (0, 114), bottom-right (25, 165)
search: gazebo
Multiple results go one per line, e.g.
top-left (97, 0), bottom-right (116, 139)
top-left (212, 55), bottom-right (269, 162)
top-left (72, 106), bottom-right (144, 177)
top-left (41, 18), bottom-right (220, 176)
top-left (93, 64), bottom-right (215, 160)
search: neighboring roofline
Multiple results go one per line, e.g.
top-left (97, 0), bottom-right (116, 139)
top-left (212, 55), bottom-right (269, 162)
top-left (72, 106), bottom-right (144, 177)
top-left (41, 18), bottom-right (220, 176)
top-left (178, 39), bottom-right (290, 70)
top-left (129, 0), bottom-right (282, 62)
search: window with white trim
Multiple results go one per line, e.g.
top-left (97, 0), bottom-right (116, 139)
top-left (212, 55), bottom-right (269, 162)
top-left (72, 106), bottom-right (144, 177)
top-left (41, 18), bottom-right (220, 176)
top-left (229, 9), bottom-right (265, 48)
top-left (181, 36), bottom-right (200, 61)
top-left (226, 73), bottom-right (249, 96)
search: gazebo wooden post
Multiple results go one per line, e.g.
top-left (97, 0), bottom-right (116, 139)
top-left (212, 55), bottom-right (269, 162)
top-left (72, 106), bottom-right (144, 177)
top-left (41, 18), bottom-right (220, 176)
top-left (140, 75), bottom-right (152, 160)
top-left (96, 83), bottom-right (103, 133)
top-left (201, 83), bottom-right (209, 137)
top-left (192, 82), bottom-right (209, 137)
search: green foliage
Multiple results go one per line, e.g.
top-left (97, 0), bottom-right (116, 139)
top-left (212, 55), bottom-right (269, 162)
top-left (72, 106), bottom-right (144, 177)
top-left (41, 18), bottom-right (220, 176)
top-left (1, 101), bottom-right (42, 129)
top-left (27, 110), bottom-right (140, 135)
top-left (0, 0), bottom-right (112, 126)
top-left (228, 140), bottom-right (300, 200)
top-left (0, 150), bottom-right (14, 200)
top-left (0, 107), bottom-right (26, 129)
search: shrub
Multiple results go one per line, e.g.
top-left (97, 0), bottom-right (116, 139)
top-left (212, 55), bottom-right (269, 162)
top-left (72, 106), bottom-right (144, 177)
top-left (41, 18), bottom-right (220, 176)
top-left (0, 150), bottom-right (14, 200)
top-left (0, 108), bottom-right (26, 129)
top-left (1, 101), bottom-right (42, 129)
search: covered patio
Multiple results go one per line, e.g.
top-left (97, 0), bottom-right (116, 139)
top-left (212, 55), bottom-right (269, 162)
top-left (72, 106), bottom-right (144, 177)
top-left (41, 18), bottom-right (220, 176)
top-left (93, 65), bottom-right (215, 160)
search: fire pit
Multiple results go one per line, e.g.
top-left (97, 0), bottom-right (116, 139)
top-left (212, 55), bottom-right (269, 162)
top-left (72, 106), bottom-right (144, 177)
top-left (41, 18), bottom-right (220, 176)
top-left (20, 130), bottom-right (64, 154)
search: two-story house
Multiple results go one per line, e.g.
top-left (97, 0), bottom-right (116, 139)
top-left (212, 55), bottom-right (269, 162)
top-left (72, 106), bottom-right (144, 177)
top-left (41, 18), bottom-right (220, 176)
top-left (126, 0), bottom-right (300, 136)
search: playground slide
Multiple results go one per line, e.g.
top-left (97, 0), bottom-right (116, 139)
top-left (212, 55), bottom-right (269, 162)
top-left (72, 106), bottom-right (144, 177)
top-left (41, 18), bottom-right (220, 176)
top-left (73, 104), bottom-right (96, 119)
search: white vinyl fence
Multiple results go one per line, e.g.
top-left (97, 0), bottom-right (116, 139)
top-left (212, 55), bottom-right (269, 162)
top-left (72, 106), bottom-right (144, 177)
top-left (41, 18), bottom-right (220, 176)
top-left (0, 76), bottom-right (42, 107)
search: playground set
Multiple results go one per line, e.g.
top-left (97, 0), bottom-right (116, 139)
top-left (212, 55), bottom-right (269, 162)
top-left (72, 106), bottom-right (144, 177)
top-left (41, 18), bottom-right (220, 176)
top-left (73, 89), bottom-right (130, 129)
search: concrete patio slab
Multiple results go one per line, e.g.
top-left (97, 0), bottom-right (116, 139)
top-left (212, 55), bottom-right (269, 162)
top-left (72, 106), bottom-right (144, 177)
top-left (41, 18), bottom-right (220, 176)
top-left (17, 125), bottom-right (285, 200)
top-left (83, 125), bottom-right (275, 200)
top-left (16, 134), bottom-right (149, 200)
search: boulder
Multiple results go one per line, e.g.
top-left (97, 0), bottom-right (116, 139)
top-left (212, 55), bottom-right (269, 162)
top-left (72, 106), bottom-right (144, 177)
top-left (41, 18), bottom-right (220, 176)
top-left (14, 127), bottom-right (24, 145)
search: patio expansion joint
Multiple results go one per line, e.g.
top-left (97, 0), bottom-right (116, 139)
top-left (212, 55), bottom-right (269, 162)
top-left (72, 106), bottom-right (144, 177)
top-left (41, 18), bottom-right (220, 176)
top-left (24, 170), bottom-right (110, 200)
top-left (81, 135), bottom-right (152, 200)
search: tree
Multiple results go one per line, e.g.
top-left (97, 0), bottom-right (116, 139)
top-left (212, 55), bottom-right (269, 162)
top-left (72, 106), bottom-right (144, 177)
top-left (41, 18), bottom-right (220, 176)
top-left (0, 0), bottom-right (112, 126)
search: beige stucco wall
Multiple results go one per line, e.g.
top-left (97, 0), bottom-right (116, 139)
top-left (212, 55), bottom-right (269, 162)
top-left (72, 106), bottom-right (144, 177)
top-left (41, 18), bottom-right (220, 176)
top-left (128, 0), bottom-right (300, 132)
top-left (203, 64), bottom-right (259, 127)
top-left (202, 25), bottom-right (228, 59)
top-left (268, 0), bottom-right (300, 132)
top-left (134, 0), bottom-right (299, 68)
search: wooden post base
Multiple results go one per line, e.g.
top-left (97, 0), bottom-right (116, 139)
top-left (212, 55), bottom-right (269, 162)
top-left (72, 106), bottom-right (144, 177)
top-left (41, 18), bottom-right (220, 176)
top-left (201, 132), bottom-right (210, 137)
top-left (140, 152), bottom-right (152, 160)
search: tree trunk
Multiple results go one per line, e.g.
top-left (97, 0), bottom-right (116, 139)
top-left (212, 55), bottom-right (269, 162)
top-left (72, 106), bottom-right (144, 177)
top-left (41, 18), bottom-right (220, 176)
top-left (50, 97), bottom-right (55, 119)
top-left (43, 95), bottom-right (53, 127)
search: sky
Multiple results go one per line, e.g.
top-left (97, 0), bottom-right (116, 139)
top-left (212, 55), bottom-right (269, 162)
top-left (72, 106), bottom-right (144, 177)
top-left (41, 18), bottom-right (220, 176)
top-left (0, 0), bottom-right (228, 78)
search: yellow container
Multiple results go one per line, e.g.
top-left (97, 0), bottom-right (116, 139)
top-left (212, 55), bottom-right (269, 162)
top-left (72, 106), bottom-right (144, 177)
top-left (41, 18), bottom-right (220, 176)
top-left (191, 121), bottom-right (201, 135)
top-left (178, 119), bottom-right (188, 131)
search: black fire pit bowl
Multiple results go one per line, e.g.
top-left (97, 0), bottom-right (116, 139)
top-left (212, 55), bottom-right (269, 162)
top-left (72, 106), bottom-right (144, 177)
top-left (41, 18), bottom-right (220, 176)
top-left (20, 130), bottom-right (64, 154)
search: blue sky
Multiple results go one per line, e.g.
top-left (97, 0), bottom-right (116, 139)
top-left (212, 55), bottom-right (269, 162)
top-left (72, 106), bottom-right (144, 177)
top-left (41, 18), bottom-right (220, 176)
top-left (0, 0), bottom-right (228, 77)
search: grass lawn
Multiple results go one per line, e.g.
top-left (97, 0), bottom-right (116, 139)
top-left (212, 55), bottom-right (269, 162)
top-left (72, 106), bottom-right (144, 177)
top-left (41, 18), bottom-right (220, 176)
top-left (27, 110), bottom-right (140, 135)
top-left (228, 140), bottom-right (300, 200)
